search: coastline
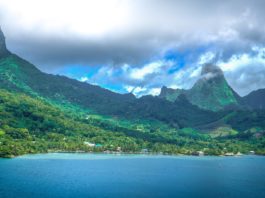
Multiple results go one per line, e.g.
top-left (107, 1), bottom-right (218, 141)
top-left (1, 150), bottom-right (263, 159)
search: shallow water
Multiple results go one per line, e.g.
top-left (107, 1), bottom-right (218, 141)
top-left (0, 154), bottom-right (265, 198)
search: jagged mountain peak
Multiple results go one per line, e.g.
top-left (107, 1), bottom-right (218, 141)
top-left (159, 64), bottom-right (240, 111)
top-left (200, 64), bottom-right (224, 80)
top-left (159, 86), bottom-right (184, 102)
top-left (0, 27), bottom-right (6, 48)
top-left (243, 88), bottom-right (265, 109)
top-left (0, 27), bottom-right (9, 57)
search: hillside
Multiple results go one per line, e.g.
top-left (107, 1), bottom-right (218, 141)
top-left (1, 88), bottom-right (265, 157)
top-left (0, 54), bottom-right (135, 114)
top-left (159, 64), bottom-right (240, 111)
top-left (0, 28), bottom-right (265, 157)
top-left (0, 29), bottom-right (230, 128)
top-left (243, 89), bottom-right (265, 110)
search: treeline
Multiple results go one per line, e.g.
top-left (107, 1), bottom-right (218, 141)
top-left (0, 89), bottom-right (264, 158)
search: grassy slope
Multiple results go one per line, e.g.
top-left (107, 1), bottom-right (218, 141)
top-left (187, 77), bottom-right (238, 111)
top-left (159, 75), bottom-right (239, 112)
top-left (0, 55), bottom-right (225, 131)
top-left (1, 88), bottom-right (264, 157)
top-left (0, 89), bottom-right (209, 157)
top-left (0, 55), bottom-right (265, 157)
top-left (0, 89), bottom-right (139, 157)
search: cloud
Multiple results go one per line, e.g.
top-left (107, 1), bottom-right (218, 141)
top-left (1, 0), bottom-right (265, 69)
top-left (80, 76), bottom-right (89, 82)
top-left (81, 59), bottom-right (201, 97)
top-left (124, 85), bottom-right (161, 96)
top-left (129, 62), bottom-right (165, 80)
top-left (80, 47), bottom-right (265, 97)
top-left (0, 0), bottom-right (265, 96)
top-left (218, 47), bottom-right (265, 96)
top-left (198, 52), bottom-right (216, 65)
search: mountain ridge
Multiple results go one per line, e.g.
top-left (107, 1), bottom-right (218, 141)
top-left (0, 27), bottom-right (263, 112)
top-left (242, 88), bottom-right (265, 110)
top-left (0, 27), bottom-right (10, 58)
top-left (0, 28), bottom-right (264, 128)
top-left (0, 27), bottom-right (265, 157)
top-left (158, 64), bottom-right (260, 111)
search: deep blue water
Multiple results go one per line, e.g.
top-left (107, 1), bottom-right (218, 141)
top-left (0, 154), bottom-right (265, 198)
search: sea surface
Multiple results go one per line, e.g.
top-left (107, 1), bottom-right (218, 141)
top-left (0, 153), bottom-right (265, 198)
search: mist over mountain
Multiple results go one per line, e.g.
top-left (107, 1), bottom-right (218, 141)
top-left (0, 27), bottom-right (265, 158)
top-left (1, 2), bottom-right (265, 198)
top-left (159, 63), bottom-right (262, 111)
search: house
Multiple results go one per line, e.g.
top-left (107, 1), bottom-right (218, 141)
top-left (141, 149), bottom-right (148, 153)
top-left (192, 151), bottom-right (204, 156)
top-left (83, 142), bottom-right (95, 147)
top-left (224, 152), bottom-right (234, 156)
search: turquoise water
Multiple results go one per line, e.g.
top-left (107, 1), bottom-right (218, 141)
top-left (0, 154), bottom-right (265, 198)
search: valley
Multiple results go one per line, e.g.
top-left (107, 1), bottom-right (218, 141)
top-left (0, 28), bottom-right (264, 158)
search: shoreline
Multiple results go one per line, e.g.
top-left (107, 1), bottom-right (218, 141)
top-left (1, 150), bottom-right (263, 159)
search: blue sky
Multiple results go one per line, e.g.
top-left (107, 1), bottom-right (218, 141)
top-left (1, 0), bottom-right (265, 96)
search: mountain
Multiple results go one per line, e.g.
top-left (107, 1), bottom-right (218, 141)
top-left (0, 28), bottom-right (217, 127)
top-left (159, 86), bottom-right (184, 102)
top-left (159, 64), bottom-right (240, 111)
top-left (185, 64), bottom-right (240, 111)
top-left (0, 55), bottom-right (137, 114)
top-left (0, 28), bottom-right (265, 157)
top-left (0, 29), bottom-right (135, 115)
top-left (0, 52), bottom-right (217, 129)
top-left (115, 94), bottom-right (223, 129)
top-left (0, 27), bottom-right (10, 58)
top-left (242, 89), bottom-right (265, 110)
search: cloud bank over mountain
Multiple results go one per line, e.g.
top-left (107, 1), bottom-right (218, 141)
top-left (0, 0), bottom-right (265, 96)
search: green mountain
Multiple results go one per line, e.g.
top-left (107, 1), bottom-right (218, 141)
top-left (159, 86), bottom-right (184, 102)
top-left (0, 52), bottom-right (222, 129)
top-left (0, 28), bottom-right (222, 129)
top-left (243, 89), bottom-right (265, 110)
top-left (159, 64), bottom-right (240, 111)
top-left (0, 27), bottom-right (10, 58)
top-left (0, 28), bottom-right (265, 157)
top-left (0, 49), bottom-right (135, 116)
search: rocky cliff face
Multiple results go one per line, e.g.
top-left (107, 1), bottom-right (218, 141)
top-left (159, 86), bottom-right (184, 102)
top-left (159, 64), bottom-right (240, 111)
top-left (0, 27), bottom-right (9, 57)
top-left (186, 64), bottom-right (240, 111)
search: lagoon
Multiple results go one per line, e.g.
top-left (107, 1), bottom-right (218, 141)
top-left (0, 154), bottom-right (265, 198)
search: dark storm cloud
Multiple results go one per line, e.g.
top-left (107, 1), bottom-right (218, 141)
top-left (7, 33), bottom-right (166, 72)
top-left (0, 0), bottom-right (264, 69)
top-left (0, 0), bottom-right (265, 95)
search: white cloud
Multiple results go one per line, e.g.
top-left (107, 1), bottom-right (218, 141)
top-left (80, 76), bottom-right (89, 82)
top-left (124, 85), bottom-right (161, 97)
top-left (218, 47), bottom-right (265, 95)
top-left (198, 52), bottom-right (216, 65)
top-left (124, 86), bottom-right (147, 96)
top-left (133, 87), bottom-right (147, 95)
top-left (189, 66), bottom-right (202, 78)
top-left (0, 0), bottom-right (129, 37)
top-left (147, 88), bottom-right (161, 96)
top-left (129, 61), bottom-right (166, 80)
top-left (1, 0), bottom-right (265, 69)
top-left (124, 85), bottom-right (134, 93)
top-left (219, 47), bottom-right (265, 72)
top-left (1, 0), bottom-right (265, 97)
top-left (86, 46), bottom-right (265, 97)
